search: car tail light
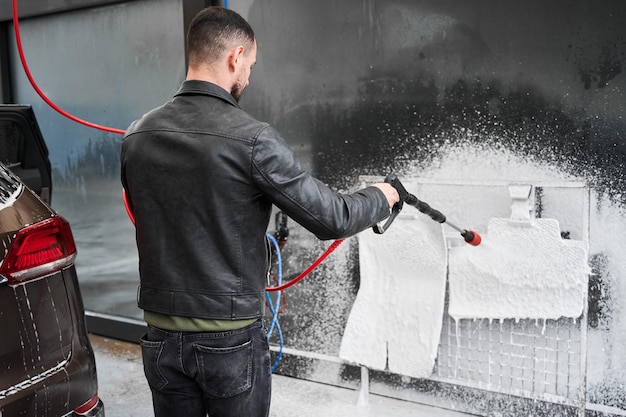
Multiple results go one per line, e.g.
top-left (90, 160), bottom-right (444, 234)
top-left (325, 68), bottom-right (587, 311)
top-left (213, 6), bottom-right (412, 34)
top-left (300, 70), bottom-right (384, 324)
top-left (0, 215), bottom-right (77, 286)
top-left (73, 393), bottom-right (102, 416)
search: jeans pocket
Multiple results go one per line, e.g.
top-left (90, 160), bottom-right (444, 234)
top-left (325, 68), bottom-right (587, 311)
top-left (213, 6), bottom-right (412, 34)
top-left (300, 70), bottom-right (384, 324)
top-left (193, 339), bottom-right (253, 399)
top-left (139, 334), bottom-right (168, 391)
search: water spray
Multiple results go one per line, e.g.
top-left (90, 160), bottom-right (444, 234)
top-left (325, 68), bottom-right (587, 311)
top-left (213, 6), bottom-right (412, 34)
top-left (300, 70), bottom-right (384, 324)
top-left (373, 174), bottom-right (482, 246)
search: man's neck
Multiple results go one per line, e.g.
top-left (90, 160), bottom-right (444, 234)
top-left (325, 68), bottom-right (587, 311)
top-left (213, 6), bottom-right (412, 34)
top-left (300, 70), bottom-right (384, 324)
top-left (186, 67), bottom-right (230, 93)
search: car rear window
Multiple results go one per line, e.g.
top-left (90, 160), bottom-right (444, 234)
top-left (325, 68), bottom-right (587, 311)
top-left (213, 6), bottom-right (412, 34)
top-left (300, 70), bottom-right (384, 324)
top-left (0, 120), bottom-right (23, 168)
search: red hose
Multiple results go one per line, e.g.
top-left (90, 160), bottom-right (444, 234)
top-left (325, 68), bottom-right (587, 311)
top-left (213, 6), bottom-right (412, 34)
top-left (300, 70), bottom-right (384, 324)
top-left (265, 239), bottom-right (345, 292)
top-left (12, 0), bottom-right (126, 135)
top-left (122, 190), bottom-right (135, 225)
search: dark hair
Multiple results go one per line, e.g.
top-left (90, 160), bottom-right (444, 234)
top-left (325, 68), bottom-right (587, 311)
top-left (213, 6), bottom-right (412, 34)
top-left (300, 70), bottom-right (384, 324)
top-left (186, 7), bottom-right (255, 68)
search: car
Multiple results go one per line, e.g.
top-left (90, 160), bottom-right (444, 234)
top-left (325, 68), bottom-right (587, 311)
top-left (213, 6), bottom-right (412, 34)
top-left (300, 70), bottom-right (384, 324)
top-left (0, 105), bottom-right (105, 417)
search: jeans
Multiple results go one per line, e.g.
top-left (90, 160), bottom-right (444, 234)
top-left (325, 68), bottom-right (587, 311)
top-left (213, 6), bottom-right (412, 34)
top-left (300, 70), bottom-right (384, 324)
top-left (139, 319), bottom-right (272, 417)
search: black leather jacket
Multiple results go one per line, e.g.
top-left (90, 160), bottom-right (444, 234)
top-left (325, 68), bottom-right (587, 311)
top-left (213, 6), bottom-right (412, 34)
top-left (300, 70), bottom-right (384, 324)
top-left (121, 80), bottom-right (390, 320)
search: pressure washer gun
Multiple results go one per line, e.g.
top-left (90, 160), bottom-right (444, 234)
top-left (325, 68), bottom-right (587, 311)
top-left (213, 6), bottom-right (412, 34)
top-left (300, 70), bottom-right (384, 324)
top-left (373, 174), bottom-right (482, 246)
top-left (273, 211), bottom-right (289, 251)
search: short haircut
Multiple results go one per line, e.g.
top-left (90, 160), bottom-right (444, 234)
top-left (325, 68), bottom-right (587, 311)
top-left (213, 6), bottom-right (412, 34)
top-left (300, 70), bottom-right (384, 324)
top-left (186, 7), bottom-right (255, 69)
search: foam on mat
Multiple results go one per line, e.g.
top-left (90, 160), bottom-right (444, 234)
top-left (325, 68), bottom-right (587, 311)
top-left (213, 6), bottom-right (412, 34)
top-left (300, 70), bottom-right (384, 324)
top-left (339, 214), bottom-right (447, 378)
top-left (448, 218), bottom-right (591, 321)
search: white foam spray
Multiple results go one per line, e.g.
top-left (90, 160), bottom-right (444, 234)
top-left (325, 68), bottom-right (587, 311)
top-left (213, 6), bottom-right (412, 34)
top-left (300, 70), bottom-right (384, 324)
top-left (404, 142), bottom-right (626, 396)
top-left (338, 141), bottom-right (625, 398)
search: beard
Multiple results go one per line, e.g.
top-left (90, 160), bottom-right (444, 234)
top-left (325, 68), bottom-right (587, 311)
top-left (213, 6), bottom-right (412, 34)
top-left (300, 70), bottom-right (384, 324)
top-left (231, 81), bottom-right (245, 102)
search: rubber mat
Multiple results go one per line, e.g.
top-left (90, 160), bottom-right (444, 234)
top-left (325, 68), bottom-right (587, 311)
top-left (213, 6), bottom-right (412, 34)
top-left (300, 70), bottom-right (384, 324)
top-left (448, 218), bottom-right (590, 320)
top-left (339, 213), bottom-right (447, 378)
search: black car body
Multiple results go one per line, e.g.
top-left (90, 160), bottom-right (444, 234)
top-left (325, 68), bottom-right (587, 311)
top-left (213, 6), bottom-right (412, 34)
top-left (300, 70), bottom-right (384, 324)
top-left (0, 105), bottom-right (104, 416)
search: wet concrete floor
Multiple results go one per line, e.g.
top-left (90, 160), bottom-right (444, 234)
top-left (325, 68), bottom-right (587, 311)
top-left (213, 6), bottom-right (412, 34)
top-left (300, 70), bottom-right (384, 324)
top-left (90, 334), bottom-right (473, 417)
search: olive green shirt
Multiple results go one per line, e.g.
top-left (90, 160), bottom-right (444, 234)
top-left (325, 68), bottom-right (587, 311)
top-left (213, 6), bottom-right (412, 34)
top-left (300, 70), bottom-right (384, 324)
top-left (144, 310), bottom-right (257, 332)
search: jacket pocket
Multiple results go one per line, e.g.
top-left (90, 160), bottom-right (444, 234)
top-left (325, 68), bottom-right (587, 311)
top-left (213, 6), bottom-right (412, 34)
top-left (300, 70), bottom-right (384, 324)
top-left (193, 339), bottom-right (253, 398)
top-left (139, 334), bottom-right (168, 391)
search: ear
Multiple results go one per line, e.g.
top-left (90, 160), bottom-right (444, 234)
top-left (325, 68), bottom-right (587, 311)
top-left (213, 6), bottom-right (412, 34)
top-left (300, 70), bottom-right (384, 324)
top-left (227, 45), bottom-right (246, 73)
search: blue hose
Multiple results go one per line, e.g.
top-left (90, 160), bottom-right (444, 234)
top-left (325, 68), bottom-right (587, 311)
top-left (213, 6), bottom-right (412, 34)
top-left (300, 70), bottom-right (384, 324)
top-left (265, 234), bottom-right (284, 372)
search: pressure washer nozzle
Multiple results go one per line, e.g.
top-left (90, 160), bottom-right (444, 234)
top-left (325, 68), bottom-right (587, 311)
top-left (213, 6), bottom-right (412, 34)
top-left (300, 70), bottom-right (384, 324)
top-left (461, 230), bottom-right (482, 246)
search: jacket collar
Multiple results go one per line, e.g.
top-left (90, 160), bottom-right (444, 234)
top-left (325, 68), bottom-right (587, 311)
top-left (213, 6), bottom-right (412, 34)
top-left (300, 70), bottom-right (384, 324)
top-left (174, 80), bottom-right (241, 109)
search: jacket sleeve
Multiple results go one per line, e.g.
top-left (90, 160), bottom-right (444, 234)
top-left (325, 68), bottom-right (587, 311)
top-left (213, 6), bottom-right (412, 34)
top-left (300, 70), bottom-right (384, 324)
top-left (251, 125), bottom-right (390, 240)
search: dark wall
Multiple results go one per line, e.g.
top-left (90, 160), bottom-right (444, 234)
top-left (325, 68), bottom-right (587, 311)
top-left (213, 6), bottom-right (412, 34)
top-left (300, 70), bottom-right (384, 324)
top-left (238, 0), bottom-right (626, 412)
top-left (244, 0), bottom-right (626, 197)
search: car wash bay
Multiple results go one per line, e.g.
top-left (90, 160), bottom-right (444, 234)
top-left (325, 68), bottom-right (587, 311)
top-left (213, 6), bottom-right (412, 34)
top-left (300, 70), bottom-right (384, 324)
top-left (1, 0), bottom-right (625, 416)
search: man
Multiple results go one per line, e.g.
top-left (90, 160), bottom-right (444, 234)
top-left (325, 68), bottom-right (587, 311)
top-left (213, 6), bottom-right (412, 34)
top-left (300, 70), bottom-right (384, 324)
top-left (121, 6), bottom-right (398, 417)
